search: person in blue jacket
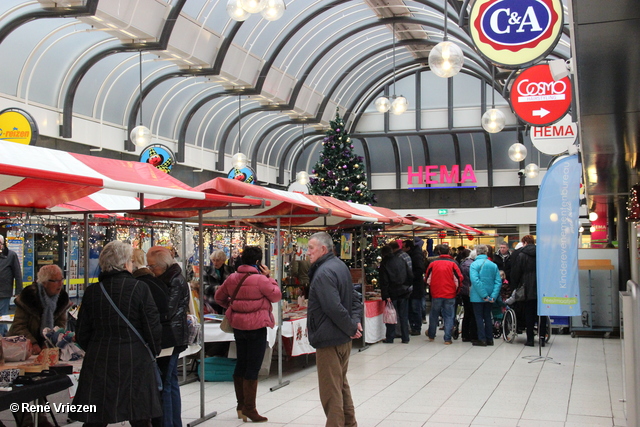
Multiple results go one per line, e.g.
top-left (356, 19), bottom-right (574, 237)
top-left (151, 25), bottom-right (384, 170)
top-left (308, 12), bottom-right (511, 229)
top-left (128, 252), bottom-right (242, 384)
top-left (469, 244), bottom-right (502, 346)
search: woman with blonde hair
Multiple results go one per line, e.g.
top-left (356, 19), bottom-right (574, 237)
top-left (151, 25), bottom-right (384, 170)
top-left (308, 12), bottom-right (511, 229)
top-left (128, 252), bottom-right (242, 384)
top-left (203, 249), bottom-right (235, 313)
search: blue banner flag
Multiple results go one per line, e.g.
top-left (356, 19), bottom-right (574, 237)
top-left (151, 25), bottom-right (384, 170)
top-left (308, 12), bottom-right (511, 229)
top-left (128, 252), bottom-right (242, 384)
top-left (536, 154), bottom-right (581, 316)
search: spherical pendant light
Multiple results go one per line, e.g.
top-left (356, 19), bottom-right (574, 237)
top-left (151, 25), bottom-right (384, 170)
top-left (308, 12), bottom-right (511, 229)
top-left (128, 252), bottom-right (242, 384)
top-left (375, 96), bottom-right (391, 113)
top-left (261, 0), bottom-right (285, 21)
top-left (227, 0), bottom-right (250, 21)
top-left (296, 171), bottom-right (309, 186)
top-left (232, 152), bottom-right (248, 169)
top-left (482, 108), bottom-right (505, 133)
top-left (508, 142), bottom-right (528, 162)
top-left (524, 163), bottom-right (540, 178)
top-left (390, 96), bottom-right (408, 115)
top-left (240, 0), bottom-right (265, 13)
top-left (429, 41), bottom-right (464, 78)
top-left (130, 125), bottom-right (152, 147)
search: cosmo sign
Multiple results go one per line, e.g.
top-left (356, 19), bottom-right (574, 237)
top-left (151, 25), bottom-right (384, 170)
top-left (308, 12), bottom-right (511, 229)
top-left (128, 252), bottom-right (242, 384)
top-left (469, 0), bottom-right (564, 68)
top-left (407, 165), bottom-right (477, 186)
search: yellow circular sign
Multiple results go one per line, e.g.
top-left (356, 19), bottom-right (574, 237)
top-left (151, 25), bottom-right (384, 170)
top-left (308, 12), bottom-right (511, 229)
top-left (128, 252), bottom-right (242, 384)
top-left (0, 109), bottom-right (38, 145)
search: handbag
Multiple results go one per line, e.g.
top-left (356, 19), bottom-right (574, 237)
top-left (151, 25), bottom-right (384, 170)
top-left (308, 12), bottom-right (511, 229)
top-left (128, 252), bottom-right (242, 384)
top-left (383, 300), bottom-right (397, 324)
top-left (100, 283), bottom-right (163, 392)
top-left (220, 273), bottom-right (253, 333)
top-left (515, 285), bottom-right (526, 302)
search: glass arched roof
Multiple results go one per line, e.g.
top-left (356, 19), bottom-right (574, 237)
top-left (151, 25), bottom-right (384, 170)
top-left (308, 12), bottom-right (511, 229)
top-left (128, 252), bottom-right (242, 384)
top-left (0, 0), bottom-right (572, 187)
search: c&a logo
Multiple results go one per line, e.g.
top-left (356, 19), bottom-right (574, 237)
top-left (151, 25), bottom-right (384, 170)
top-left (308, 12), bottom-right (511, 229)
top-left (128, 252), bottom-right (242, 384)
top-left (469, 0), bottom-right (563, 68)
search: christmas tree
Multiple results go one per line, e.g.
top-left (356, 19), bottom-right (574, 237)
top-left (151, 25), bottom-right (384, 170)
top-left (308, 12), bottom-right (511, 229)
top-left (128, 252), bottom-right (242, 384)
top-left (309, 109), bottom-right (376, 205)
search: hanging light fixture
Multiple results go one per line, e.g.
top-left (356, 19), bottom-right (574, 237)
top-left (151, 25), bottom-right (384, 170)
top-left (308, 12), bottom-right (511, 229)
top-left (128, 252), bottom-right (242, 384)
top-left (375, 23), bottom-right (407, 115)
top-left (232, 95), bottom-right (248, 169)
top-left (227, 0), bottom-right (284, 21)
top-left (481, 66), bottom-right (505, 133)
top-left (508, 142), bottom-right (527, 162)
top-left (429, 0), bottom-right (464, 78)
top-left (130, 51), bottom-right (152, 147)
top-left (296, 171), bottom-right (309, 185)
top-left (524, 163), bottom-right (540, 178)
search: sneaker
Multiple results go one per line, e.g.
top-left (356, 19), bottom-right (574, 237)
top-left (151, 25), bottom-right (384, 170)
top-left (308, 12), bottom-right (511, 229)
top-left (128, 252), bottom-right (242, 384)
top-left (472, 340), bottom-right (487, 347)
top-left (444, 341), bottom-right (452, 345)
top-left (486, 340), bottom-right (494, 346)
top-left (401, 340), bottom-right (410, 344)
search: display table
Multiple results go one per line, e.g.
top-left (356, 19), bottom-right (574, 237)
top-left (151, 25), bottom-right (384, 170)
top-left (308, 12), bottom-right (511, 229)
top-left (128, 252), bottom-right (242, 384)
top-left (203, 322), bottom-right (278, 348)
top-left (364, 300), bottom-right (385, 344)
top-left (0, 374), bottom-right (73, 411)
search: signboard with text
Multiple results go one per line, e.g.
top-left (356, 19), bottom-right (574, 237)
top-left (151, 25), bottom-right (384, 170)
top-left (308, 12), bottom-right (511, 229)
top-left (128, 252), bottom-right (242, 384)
top-left (469, 0), bottom-right (564, 68)
top-left (509, 64), bottom-right (571, 126)
top-left (530, 114), bottom-right (577, 155)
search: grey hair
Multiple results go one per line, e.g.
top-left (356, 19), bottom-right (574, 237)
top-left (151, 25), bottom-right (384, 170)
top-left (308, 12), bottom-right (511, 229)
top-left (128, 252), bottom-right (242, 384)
top-left (475, 244), bottom-right (488, 255)
top-left (99, 241), bottom-right (133, 272)
top-left (309, 232), bottom-right (333, 252)
top-left (147, 246), bottom-right (176, 270)
top-left (209, 250), bottom-right (227, 262)
top-left (469, 250), bottom-right (477, 260)
top-left (37, 264), bottom-right (63, 284)
top-left (0, 235), bottom-right (4, 244)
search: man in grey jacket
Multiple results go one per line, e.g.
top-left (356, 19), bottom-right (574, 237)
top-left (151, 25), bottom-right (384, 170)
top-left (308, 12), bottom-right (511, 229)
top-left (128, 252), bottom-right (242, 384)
top-left (307, 232), bottom-right (363, 427)
top-left (0, 235), bottom-right (23, 336)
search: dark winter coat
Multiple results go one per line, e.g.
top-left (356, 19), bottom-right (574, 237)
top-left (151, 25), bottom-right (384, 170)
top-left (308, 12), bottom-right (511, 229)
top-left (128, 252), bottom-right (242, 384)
top-left (458, 258), bottom-right (474, 297)
top-left (71, 270), bottom-right (162, 424)
top-left (203, 264), bottom-right (234, 313)
top-left (510, 244), bottom-right (537, 301)
top-left (407, 245), bottom-right (426, 299)
top-left (307, 252), bottom-right (363, 349)
top-left (0, 245), bottom-right (22, 297)
top-left (133, 268), bottom-right (177, 349)
top-left (494, 250), bottom-right (512, 282)
top-left (379, 253), bottom-right (413, 300)
top-left (156, 263), bottom-right (191, 349)
top-left (8, 284), bottom-right (70, 347)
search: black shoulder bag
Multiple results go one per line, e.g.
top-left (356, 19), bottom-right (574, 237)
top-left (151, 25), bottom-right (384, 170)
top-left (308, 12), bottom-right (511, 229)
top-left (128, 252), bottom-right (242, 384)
top-left (100, 283), bottom-right (163, 392)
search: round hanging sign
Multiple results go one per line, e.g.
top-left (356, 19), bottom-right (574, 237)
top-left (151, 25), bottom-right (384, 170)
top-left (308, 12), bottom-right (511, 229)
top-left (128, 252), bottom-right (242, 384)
top-left (509, 64), bottom-right (571, 126)
top-left (139, 144), bottom-right (175, 174)
top-left (530, 114), bottom-right (577, 155)
top-left (469, 0), bottom-right (564, 69)
top-left (0, 108), bottom-right (38, 145)
top-left (228, 166), bottom-right (256, 184)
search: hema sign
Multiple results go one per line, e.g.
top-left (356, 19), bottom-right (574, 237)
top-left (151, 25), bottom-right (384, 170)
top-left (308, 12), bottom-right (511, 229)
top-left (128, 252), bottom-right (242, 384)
top-left (407, 165), bottom-right (477, 186)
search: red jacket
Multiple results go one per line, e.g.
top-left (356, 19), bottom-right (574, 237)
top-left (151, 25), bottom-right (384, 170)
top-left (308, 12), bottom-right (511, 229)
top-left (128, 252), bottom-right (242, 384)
top-left (426, 255), bottom-right (464, 299)
top-left (214, 265), bottom-right (281, 331)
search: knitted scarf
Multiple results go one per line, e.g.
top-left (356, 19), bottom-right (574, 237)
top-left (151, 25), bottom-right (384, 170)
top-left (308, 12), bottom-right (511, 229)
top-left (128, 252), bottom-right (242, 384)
top-left (38, 283), bottom-right (59, 334)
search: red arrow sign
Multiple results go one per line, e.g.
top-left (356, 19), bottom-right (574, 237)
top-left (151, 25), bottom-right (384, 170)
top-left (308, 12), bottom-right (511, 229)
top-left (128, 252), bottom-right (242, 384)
top-left (509, 64), bottom-right (571, 126)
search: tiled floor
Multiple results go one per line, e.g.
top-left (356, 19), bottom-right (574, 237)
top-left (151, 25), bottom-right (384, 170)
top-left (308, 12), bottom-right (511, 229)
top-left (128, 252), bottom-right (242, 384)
top-left (176, 332), bottom-right (626, 427)
top-left (14, 332), bottom-right (625, 427)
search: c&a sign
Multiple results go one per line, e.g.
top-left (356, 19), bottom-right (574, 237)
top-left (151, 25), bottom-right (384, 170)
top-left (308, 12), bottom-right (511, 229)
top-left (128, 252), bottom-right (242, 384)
top-left (469, 0), bottom-right (564, 68)
top-left (0, 108), bottom-right (38, 145)
top-left (407, 164), bottom-right (477, 186)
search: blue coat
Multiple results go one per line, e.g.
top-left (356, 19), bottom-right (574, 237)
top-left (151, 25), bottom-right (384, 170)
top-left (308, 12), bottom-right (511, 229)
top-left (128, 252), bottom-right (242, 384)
top-left (469, 255), bottom-right (502, 303)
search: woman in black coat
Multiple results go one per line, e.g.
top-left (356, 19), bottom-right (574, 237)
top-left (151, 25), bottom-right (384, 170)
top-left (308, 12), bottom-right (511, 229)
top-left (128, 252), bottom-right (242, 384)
top-left (71, 240), bottom-right (162, 427)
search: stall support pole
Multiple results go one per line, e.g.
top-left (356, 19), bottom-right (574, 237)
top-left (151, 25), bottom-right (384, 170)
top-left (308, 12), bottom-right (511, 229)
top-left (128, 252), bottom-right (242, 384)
top-left (359, 225), bottom-right (370, 352)
top-left (271, 217), bottom-right (290, 392)
top-left (188, 211), bottom-right (217, 427)
top-left (83, 214), bottom-right (89, 292)
top-left (181, 220), bottom-right (187, 279)
top-left (65, 220), bottom-right (73, 299)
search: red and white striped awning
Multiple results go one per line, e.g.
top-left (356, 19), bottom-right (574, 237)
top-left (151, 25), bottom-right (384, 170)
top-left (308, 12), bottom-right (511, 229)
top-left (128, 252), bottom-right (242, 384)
top-left (0, 141), bottom-right (262, 212)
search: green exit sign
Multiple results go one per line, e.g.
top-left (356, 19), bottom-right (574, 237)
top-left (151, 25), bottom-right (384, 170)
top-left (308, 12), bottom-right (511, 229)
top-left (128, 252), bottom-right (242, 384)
top-left (438, 209), bottom-right (448, 215)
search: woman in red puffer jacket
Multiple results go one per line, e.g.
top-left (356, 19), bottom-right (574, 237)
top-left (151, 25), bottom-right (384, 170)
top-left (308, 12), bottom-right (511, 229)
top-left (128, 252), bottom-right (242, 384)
top-left (215, 246), bottom-right (281, 423)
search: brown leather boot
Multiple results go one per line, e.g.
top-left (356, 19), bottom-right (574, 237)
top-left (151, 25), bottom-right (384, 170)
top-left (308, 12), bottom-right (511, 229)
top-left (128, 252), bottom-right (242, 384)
top-left (242, 379), bottom-right (267, 422)
top-left (233, 375), bottom-right (244, 419)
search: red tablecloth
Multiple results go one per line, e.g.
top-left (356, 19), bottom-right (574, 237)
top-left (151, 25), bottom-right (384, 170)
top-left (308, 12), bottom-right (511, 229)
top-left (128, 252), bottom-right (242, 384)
top-left (365, 299), bottom-right (384, 318)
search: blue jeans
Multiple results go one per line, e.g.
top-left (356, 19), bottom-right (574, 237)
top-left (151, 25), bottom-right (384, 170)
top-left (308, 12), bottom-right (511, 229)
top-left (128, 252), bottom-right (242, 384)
top-left (428, 298), bottom-right (456, 341)
top-left (473, 302), bottom-right (493, 343)
top-left (159, 352), bottom-right (181, 427)
top-left (0, 298), bottom-right (9, 336)
top-left (385, 297), bottom-right (409, 343)
top-left (409, 297), bottom-right (424, 332)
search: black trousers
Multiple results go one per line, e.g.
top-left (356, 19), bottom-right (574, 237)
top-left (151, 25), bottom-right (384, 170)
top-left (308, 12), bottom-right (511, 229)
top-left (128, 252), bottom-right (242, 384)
top-left (233, 327), bottom-right (267, 380)
top-left (460, 295), bottom-right (478, 341)
top-left (524, 299), bottom-right (547, 342)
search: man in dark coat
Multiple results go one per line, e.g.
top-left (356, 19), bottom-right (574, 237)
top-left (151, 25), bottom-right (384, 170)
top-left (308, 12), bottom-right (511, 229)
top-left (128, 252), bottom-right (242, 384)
top-left (0, 234), bottom-right (23, 336)
top-left (147, 246), bottom-right (191, 427)
top-left (403, 238), bottom-right (426, 335)
top-left (379, 245), bottom-right (413, 343)
top-left (307, 232), bottom-right (363, 427)
top-left (494, 241), bottom-right (512, 285)
top-left (510, 235), bottom-right (547, 347)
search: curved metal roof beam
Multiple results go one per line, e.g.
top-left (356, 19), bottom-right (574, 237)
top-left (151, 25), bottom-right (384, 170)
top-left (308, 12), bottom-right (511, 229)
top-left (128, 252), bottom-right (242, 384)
top-left (289, 134), bottom-right (324, 183)
top-left (267, 124), bottom-right (299, 167)
top-left (249, 118), bottom-right (296, 171)
top-left (0, 0), bottom-right (98, 45)
top-left (60, 0), bottom-right (187, 140)
top-left (389, 136), bottom-right (402, 189)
